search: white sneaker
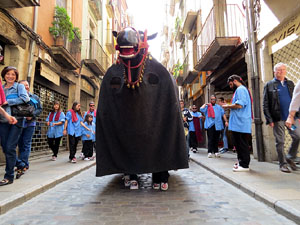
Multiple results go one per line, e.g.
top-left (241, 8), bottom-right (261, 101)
top-left (123, 175), bottom-right (131, 187)
top-left (208, 153), bottom-right (213, 158)
top-left (79, 153), bottom-right (84, 159)
top-left (130, 180), bottom-right (139, 190)
top-left (233, 165), bottom-right (250, 172)
top-left (215, 153), bottom-right (220, 158)
top-left (71, 157), bottom-right (77, 163)
top-left (51, 156), bottom-right (57, 161)
top-left (84, 157), bottom-right (90, 161)
top-left (160, 182), bottom-right (168, 191)
top-left (152, 183), bottom-right (160, 190)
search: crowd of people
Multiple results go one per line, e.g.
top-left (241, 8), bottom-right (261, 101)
top-left (181, 63), bottom-right (299, 173)
top-left (0, 66), bottom-right (96, 186)
top-left (0, 61), bottom-right (299, 188)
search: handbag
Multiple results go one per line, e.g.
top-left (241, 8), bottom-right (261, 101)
top-left (6, 84), bottom-right (35, 117)
top-left (11, 103), bottom-right (35, 117)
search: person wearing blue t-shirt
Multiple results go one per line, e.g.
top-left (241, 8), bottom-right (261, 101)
top-left (63, 102), bottom-right (85, 163)
top-left (81, 114), bottom-right (95, 160)
top-left (46, 101), bottom-right (65, 161)
top-left (201, 95), bottom-right (228, 158)
top-left (222, 75), bottom-right (252, 172)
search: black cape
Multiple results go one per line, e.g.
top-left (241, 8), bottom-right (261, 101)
top-left (96, 57), bottom-right (189, 176)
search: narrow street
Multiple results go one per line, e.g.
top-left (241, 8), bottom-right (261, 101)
top-left (0, 161), bottom-right (295, 225)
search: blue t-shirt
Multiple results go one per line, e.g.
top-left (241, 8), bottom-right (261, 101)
top-left (81, 122), bottom-right (95, 141)
top-left (83, 111), bottom-right (96, 123)
top-left (188, 112), bottom-right (202, 131)
top-left (65, 111), bottom-right (83, 137)
top-left (228, 85), bottom-right (252, 133)
top-left (200, 104), bottom-right (224, 130)
top-left (46, 111), bottom-right (65, 138)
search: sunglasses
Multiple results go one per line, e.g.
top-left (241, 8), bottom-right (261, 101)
top-left (90, 105), bottom-right (95, 107)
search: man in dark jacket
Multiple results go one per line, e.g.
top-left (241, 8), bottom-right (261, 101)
top-left (263, 62), bottom-right (299, 173)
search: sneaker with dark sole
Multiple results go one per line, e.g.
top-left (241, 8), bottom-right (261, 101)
top-left (286, 158), bottom-right (297, 171)
top-left (280, 164), bottom-right (291, 173)
top-left (16, 169), bottom-right (24, 179)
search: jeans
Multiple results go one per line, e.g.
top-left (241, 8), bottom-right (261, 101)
top-left (273, 120), bottom-right (300, 167)
top-left (68, 135), bottom-right (80, 160)
top-left (48, 137), bottom-right (62, 157)
top-left (186, 133), bottom-right (190, 157)
top-left (16, 126), bottom-right (35, 169)
top-left (222, 126), bottom-right (228, 149)
top-left (0, 123), bottom-right (23, 181)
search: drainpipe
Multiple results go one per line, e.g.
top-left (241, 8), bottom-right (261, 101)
top-left (27, 6), bottom-right (38, 87)
top-left (245, 0), bottom-right (265, 161)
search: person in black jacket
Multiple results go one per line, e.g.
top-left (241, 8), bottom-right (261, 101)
top-left (263, 62), bottom-right (299, 173)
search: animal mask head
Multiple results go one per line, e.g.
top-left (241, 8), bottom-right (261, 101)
top-left (113, 27), bottom-right (157, 59)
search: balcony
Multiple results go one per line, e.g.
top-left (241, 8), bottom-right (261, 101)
top-left (178, 51), bottom-right (198, 86)
top-left (105, 29), bottom-right (115, 54)
top-left (1, 0), bottom-right (40, 8)
top-left (51, 36), bottom-right (81, 70)
top-left (182, 11), bottom-right (197, 35)
top-left (82, 39), bottom-right (110, 76)
top-left (194, 4), bottom-right (246, 71)
top-left (89, 0), bottom-right (102, 20)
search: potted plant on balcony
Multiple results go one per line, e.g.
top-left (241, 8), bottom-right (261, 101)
top-left (49, 6), bottom-right (74, 45)
top-left (173, 62), bottom-right (184, 78)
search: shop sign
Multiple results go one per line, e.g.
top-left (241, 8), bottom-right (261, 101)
top-left (81, 78), bottom-right (95, 97)
top-left (40, 64), bottom-right (60, 86)
top-left (268, 13), bottom-right (300, 54)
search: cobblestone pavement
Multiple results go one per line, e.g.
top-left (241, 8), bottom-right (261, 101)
top-left (0, 162), bottom-right (296, 225)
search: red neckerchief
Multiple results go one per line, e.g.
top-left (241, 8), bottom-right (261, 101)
top-left (87, 110), bottom-right (96, 117)
top-left (69, 109), bottom-right (78, 122)
top-left (49, 110), bottom-right (61, 122)
top-left (207, 103), bottom-right (215, 118)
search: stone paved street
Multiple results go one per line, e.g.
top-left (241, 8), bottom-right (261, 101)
top-left (0, 162), bottom-right (296, 225)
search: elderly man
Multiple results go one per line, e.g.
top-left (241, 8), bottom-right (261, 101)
top-left (263, 62), bottom-right (300, 173)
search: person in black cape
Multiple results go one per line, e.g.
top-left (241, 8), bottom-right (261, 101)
top-left (95, 27), bottom-right (189, 191)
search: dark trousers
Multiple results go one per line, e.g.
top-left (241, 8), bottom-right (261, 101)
top-left (232, 131), bottom-right (250, 168)
top-left (207, 125), bottom-right (221, 153)
top-left (152, 171), bottom-right (169, 183)
top-left (48, 137), bottom-right (62, 157)
top-left (82, 140), bottom-right (93, 158)
top-left (68, 135), bottom-right (80, 160)
top-left (189, 131), bottom-right (198, 149)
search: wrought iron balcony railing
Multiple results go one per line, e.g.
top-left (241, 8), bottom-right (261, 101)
top-left (194, 4), bottom-right (246, 64)
top-left (82, 39), bottom-right (110, 75)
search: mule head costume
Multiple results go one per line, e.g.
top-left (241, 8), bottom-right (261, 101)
top-left (113, 27), bottom-right (157, 89)
top-left (96, 27), bottom-right (188, 176)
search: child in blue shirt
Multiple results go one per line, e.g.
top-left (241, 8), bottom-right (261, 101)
top-left (81, 114), bottom-right (95, 160)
